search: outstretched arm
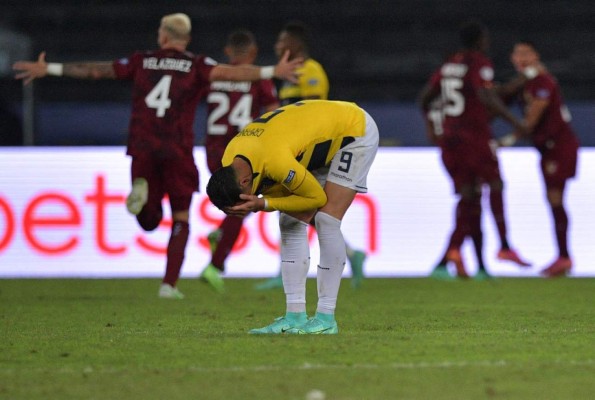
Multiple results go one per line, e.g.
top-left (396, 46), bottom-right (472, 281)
top-left (209, 50), bottom-right (302, 83)
top-left (478, 86), bottom-right (527, 135)
top-left (13, 52), bottom-right (115, 84)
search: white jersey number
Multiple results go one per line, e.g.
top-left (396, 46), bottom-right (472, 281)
top-left (441, 78), bottom-right (465, 117)
top-left (207, 92), bottom-right (253, 135)
top-left (145, 75), bottom-right (172, 118)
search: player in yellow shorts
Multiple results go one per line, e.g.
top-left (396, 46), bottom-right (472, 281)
top-left (207, 100), bottom-right (379, 334)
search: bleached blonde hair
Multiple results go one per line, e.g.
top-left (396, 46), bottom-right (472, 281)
top-left (160, 13), bottom-right (192, 40)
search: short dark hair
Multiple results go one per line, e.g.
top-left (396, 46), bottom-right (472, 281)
top-left (282, 21), bottom-right (310, 50)
top-left (459, 20), bottom-right (487, 49)
top-left (206, 166), bottom-right (243, 211)
top-left (226, 29), bottom-right (256, 51)
top-left (516, 39), bottom-right (539, 53)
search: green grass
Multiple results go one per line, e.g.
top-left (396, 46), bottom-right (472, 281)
top-left (1, 278), bottom-right (594, 400)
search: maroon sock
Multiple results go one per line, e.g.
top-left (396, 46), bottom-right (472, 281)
top-left (163, 221), bottom-right (189, 286)
top-left (551, 205), bottom-right (569, 258)
top-left (469, 200), bottom-right (484, 267)
top-left (489, 189), bottom-right (509, 249)
top-left (448, 198), bottom-right (473, 250)
top-left (211, 215), bottom-right (243, 271)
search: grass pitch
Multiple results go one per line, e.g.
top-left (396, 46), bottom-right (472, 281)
top-left (1, 277), bottom-right (594, 399)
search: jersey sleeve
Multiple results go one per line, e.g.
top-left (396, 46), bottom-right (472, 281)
top-left (470, 57), bottom-right (494, 90)
top-left (298, 62), bottom-right (329, 99)
top-left (193, 55), bottom-right (218, 87)
top-left (112, 52), bottom-right (142, 80)
top-left (527, 75), bottom-right (553, 101)
top-left (263, 158), bottom-right (327, 213)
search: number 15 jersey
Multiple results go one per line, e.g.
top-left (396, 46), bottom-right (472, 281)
top-left (113, 48), bottom-right (216, 158)
top-left (428, 50), bottom-right (495, 142)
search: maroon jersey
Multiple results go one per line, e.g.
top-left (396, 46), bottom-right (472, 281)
top-left (113, 49), bottom-right (216, 158)
top-left (523, 72), bottom-right (578, 151)
top-left (429, 50), bottom-right (495, 143)
top-left (204, 78), bottom-right (278, 172)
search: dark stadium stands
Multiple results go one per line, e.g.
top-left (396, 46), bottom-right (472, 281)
top-left (2, 1), bottom-right (594, 145)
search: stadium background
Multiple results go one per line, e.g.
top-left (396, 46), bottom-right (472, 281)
top-left (1, 0), bottom-right (594, 146)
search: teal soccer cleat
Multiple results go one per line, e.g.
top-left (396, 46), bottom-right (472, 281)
top-left (348, 250), bottom-right (366, 288)
top-left (249, 312), bottom-right (308, 334)
top-left (254, 275), bottom-right (284, 291)
top-left (289, 313), bottom-right (339, 335)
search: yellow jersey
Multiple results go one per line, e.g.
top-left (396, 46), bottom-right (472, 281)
top-left (278, 58), bottom-right (329, 105)
top-left (221, 100), bottom-right (366, 213)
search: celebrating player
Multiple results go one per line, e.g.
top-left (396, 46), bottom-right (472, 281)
top-left (13, 13), bottom-right (301, 298)
top-left (200, 29), bottom-right (280, 292)
top-left (418, 20), bottom-right (530, 279)
top-left (499, 40), bottom-right (580, 277)
top-left (207, 100), bottom-right (379, 334)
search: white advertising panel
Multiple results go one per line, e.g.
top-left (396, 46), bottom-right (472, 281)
top-left (0, 147), bottom-right (593, 277)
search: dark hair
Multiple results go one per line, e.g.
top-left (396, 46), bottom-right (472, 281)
top-left (459, 20), bottom-right (487, 49)
top-left (282, 20), bottom-right (310, 49)
top-left (206, 166), bottom-right (242, 211)
top-left (516, 39), bottom-right (539, 53)
top-left (226, 29), bottom-right (256, 51)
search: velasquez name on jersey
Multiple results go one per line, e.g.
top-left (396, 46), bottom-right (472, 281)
top-left (143, 57), bottom-right (192, 72)
top-left (210, 81), bottom-right (252, 93)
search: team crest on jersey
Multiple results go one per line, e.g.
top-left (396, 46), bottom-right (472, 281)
top-left (284, 170), bottom-right (296, 184)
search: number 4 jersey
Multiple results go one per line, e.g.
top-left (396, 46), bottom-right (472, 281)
top-left (428, 50), bottom-right (495, 142)
top-left (113, 49), bottom-right (216, 158)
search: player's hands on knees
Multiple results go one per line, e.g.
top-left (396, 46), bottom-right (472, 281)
top-left (13, 52), bottom-right (48, 85)
top-left (225, 194), bottom-right (265, 217)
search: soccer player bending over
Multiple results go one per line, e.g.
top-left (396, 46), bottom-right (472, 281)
top-left (207, 100), bottom-right (379, 334)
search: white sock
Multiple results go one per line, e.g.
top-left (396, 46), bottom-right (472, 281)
top-left (315, 211), bottom-right (346, 315)
top-left (279, 213), bottom-right (310, 314)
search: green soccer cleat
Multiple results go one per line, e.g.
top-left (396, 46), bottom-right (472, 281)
top-left (158, 283), bottom-right (184, 299)
top-left (348, 250), bottom-right (366, 288)
top-left (249, 312), bottom-right (308, 334)
top-left (289, 312), bottom-right (339, 335)
top-left (207, 229), bottom-right (221, 254)
top-left (429, 264), bottom-right (455, 280)
top-left (200, 264), bottom-right (225, 293)
top-left (126, 177), bottom-right (148, 215)
top-left (474, 269), bottom-right (494, 281)
top-left (254, 275), bottom-right (283, 291)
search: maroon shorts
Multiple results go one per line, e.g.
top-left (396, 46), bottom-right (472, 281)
top-left (441, 139), bottom-right (501, 193)
top-left (539, 139), bottom-right (578, 189)
top-left (130, 153), bottom-right (199, 212)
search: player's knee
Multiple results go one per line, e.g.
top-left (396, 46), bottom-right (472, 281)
top-left (279, 213), bottom-right (307, 232)
top-left (137, 212), bottom-right (162, 231)
top-left (314, 211), bottom-right (341, 234)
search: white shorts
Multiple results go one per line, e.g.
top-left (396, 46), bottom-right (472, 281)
top-left (312, 110), bottom-right (379, 193)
